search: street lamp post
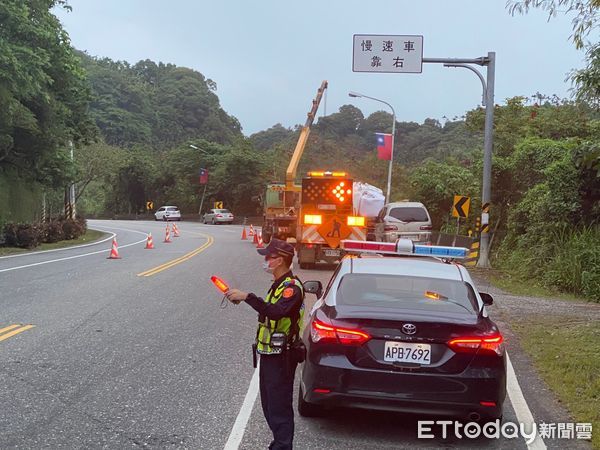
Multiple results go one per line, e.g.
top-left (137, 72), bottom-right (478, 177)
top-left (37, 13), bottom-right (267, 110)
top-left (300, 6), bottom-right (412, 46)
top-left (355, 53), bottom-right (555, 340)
top-left (348, 92), bottom-right (396, 204)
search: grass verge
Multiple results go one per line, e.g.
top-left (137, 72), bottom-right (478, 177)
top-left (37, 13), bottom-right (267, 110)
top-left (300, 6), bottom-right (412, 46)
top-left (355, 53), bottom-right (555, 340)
top-left (0, 229), bottom-right (107, 256)
top-left (512, 319), bottom-right (599, 449)
top-left (469, 267), bottom-right (590, 303)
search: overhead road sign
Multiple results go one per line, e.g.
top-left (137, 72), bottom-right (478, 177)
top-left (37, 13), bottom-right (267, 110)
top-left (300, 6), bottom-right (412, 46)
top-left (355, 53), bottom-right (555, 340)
top-left (353, 35), bottom-right (423, 73)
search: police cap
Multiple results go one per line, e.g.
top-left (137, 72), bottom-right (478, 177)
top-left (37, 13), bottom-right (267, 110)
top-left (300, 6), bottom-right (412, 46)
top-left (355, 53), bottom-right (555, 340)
top-left (257, 238), bottom-right (295, 258)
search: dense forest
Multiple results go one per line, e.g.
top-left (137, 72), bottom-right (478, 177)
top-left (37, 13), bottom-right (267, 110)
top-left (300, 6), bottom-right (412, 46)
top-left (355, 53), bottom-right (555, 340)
top-left (1, 0), bottom-right (598, 299)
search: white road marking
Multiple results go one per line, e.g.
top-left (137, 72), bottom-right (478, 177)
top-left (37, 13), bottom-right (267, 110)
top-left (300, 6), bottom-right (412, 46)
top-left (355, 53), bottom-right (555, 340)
top-left (0, 229), bottom-right (114, 260)
top-left (0, 229), bottom-right (147, 273)
top-left (506, 352), bottom-right (547, 450)
top-left (223, 367), bottom-right (260, 450)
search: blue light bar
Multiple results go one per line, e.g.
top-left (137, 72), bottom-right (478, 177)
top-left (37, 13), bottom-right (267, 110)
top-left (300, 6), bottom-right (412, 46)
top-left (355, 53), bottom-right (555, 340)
top-left (413, 245), bottom-right (468, 258)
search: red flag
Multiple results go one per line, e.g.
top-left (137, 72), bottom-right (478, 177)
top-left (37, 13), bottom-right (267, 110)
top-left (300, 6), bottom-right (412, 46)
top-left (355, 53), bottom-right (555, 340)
top-left (375, 133), bottom-right (393, 160)
top-left (199, 168), bottom-right (209, 185)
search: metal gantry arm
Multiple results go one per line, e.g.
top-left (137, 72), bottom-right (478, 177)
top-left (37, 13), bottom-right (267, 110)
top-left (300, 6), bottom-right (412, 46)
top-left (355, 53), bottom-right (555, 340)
top-left (443, 63), bottom-right (487, 106)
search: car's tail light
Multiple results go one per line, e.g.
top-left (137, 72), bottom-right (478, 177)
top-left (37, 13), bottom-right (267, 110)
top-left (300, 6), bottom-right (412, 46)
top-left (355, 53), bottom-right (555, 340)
top-left (216, 214), bottom-right (223, 218)
top-left (384, 225), bottom-right (398, 231)
top-left (448, 334), bottom-right (504, 356)
top-left (420, 225), bottom-right (432, 230)
top-left (311, 319), bottom-right (371, 345)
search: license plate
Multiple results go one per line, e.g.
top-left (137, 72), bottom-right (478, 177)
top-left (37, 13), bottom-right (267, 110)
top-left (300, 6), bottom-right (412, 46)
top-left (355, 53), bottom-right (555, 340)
top-left (323, 248), bottom-right (341, 257)
top-left (384, 342), bottom-right (431, 365)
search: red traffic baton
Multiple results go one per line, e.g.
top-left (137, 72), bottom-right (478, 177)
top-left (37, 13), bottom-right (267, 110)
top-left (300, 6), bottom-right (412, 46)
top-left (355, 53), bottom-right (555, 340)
top-left (210, 275), bottom-right (230, 294)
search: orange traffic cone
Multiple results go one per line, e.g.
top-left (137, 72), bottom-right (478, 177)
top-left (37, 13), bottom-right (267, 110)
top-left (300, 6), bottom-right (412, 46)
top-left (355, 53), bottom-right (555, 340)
top-left (256, 231), bottom-right (264, 249)
top-left (172, 223), bottom-right (180, 237)
top-left (253, 231), bottom-right (259, 245)
top-left (249, 225), bottom-right (255, 236)
top-left (145, 233), bottom-right (154, 249)
top-left (107, 238), bottom-right (121, 259)
top-left (241, 227), bottom-right (247, 240)
top-left (164, 224), bottom-right (172, 243)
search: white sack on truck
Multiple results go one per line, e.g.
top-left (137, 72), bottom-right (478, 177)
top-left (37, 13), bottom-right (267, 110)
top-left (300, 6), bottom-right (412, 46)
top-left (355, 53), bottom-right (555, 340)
top-left (353, 182), bottom-right (385, 217)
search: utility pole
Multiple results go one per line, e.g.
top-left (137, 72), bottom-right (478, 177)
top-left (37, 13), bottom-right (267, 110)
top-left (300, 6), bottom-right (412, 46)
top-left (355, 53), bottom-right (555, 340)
top-left (69, 141), bottom-right (76, 219)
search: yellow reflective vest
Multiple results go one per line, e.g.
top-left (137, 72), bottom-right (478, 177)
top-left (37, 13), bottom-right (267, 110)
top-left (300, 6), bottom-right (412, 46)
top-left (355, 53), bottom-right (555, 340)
top-left (256, 276), bottom-right (304, 355)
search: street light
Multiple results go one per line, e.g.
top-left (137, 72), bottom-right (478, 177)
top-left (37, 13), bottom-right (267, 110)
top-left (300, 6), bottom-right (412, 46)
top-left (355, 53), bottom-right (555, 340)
top-left (348, 91), bottom-right (396, 204)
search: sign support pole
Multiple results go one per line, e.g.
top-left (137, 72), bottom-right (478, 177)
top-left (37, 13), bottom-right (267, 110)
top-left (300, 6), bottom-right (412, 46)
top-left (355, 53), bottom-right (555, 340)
top-left (423, 54), bottom-right (495, 268)
top-left (198, 183), bottom-right (207, 216)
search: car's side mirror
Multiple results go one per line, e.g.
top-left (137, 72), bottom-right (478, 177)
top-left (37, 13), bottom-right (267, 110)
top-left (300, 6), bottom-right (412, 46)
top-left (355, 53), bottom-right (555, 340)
top-left (480, 292), bottom-right (494, 306)
top-left (303, 281), bottom-right (323, 298)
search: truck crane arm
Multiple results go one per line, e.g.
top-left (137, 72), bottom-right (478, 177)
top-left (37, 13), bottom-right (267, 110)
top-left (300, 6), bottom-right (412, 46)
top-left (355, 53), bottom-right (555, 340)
top-left (285, 80), bottom-right (328, 191)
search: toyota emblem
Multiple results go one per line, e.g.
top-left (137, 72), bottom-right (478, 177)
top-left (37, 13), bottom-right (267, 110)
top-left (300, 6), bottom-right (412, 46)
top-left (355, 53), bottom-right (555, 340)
top-left (402, 323), bottom-right (417, 335)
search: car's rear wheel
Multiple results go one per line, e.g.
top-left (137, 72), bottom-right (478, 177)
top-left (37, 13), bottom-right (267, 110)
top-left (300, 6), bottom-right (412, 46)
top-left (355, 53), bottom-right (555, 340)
top-left (211, 218), bottom-right (216, 225)
top-left (297, 384), bottom-right (323, 417)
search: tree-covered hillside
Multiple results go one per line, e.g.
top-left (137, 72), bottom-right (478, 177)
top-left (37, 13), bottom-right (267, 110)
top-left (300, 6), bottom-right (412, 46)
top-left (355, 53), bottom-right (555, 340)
top-left (79, 53), bottom-right (242, 148)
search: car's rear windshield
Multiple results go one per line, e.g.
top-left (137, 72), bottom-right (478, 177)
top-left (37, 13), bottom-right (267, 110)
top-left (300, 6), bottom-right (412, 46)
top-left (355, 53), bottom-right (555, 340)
top-left (167, 207), bottom-right (179, 211)
top-left (336, 274), bottom-right (478, 314)
top-left (389, 207), bottom-right (429, 222)
top-left (217, 209), bottom-right (230, 213)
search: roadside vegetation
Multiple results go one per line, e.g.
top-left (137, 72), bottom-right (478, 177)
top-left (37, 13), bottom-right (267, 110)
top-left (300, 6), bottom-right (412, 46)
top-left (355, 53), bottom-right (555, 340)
top-left (0, 228), bottom-right (105, 256)
top-left (1, 217), bottom-right (87, 249)
top-left (513, 319), bottom-right (600, 449)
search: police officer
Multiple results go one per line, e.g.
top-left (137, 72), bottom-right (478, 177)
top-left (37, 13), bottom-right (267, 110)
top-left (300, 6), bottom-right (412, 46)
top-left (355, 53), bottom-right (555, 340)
top-left (225, 238), bottom-right (304, 450)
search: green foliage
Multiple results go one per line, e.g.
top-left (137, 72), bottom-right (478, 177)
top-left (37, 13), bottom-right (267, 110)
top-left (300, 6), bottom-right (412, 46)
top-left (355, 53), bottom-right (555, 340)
top-left (408, 159), bottom-right (479, 227)
top-left (507, 0), bottom-right (599, 50)
top-left (499, 226), bottom-right (600, 301)
top-left (0, 169), bottom-right (44, 223)
top-left (572, 43), bottom-right (600, 109)
top-left (0, 0), bottom-right (96, 186)
top-left (207, 139), bottom-right (269, 215)
top-left (250, 124), bottom-right (295, 152)
top-left (80, 54), bottom-right (242, 149)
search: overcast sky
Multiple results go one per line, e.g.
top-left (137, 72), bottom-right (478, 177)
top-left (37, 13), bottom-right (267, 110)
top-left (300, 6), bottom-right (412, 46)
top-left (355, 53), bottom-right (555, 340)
top-left (55, 1), bottom-right (585, 135)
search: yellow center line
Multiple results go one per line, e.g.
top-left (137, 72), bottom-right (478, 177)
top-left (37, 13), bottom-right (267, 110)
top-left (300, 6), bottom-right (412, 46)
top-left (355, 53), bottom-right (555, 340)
top-left (0, 324), bottom-right (35, 342)
top-left (137, 234), bottom-right (214, 277)
top-left (0, 324), bottom-right (22, 335)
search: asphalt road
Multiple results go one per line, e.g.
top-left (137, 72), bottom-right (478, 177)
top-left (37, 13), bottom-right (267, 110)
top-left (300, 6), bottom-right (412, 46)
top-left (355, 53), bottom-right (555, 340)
top-left (0, 220), bottom-right (587, 449)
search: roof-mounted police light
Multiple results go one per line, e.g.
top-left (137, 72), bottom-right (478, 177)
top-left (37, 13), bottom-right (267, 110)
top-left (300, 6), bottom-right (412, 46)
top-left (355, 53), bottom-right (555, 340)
top-left (341, 239), bottom-right (469, 259)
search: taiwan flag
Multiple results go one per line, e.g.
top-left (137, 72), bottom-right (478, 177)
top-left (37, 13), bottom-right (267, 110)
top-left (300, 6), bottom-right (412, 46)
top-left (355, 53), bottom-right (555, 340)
top-left (199, 168), bottom-right (209, 185)
top-left (375, 132), bottom-right (393, 161)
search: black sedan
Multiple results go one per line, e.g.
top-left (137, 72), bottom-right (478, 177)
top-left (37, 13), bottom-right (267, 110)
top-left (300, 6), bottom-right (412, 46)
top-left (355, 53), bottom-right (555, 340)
top-left (299, 253), bottom-right (506, 422)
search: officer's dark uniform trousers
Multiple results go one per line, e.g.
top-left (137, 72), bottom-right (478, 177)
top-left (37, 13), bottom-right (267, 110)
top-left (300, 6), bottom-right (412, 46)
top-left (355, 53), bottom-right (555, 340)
top-left (259, 354), bottom-right (296, 450)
